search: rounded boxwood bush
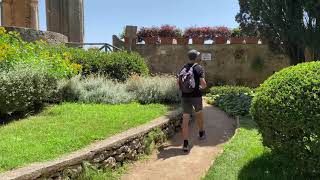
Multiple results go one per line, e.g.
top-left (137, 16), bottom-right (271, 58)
top-left (250, 61), bottom-right (320, 174)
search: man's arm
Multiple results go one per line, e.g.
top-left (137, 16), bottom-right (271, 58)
top-left (198, 65), bottom-right (207, 89)
top-left (200, 78), bottom-right (207, 89)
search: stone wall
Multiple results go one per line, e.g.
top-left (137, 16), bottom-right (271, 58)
top-left (2, 26), bottom-right (68, 44)
top-left (113, 36), bottom-right (290, 87)
top-left (136, 44), bottom-right (289, 87)
top-left (0, 111), bottom-right (182, 180)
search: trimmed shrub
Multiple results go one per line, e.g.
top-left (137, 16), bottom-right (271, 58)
top-left (209, 85), bottom-right (253, 99)
top-left (207, 86), bottom-right (254, 116)
top-left (58, 76), bottom-right (135, 104)
top-left (65, 48), bottom-right (149, 81)
top-left (126, 75), bottom-right (180, 104)
top-left (214, 93), bottom-right (253, 116)
top-left (250, 61), bottom-right (320, 175)
top-left (0, 63), bottom-right (57, 118)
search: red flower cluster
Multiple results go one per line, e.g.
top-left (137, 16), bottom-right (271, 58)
top-left (136, 25), bottom-right (232, 41)
top-left (184, 26), bottom-right (231, 40)
top-left (137, 27), bottom-right (160, 38)
top-left (159, 25), bottom-right (182, 37)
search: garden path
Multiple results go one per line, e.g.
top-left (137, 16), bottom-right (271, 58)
top-left (122, 103), bottom-right (235, 180)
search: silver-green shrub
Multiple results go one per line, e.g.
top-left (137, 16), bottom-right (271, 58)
top-left (127, 75), bottom-right (180, 104)
top-left (59, 75), bottom-right (181, 105)
top-left (59, 76), bottom-right (135, 104)
top-left (0, 63), bottom-right (57, 117)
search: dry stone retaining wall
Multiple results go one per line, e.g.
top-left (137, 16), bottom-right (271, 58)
top-left (0, 111), bottom-right (182, 180)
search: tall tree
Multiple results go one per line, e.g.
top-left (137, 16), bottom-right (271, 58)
top-left (303, 0), bottom-right (320, 61)
top-left (236, 0), bottom-right (320, 65)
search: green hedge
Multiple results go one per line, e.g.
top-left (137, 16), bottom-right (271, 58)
top-left (63, 47), bottom-right (149, 81)
top-left (250, 61), bottom-right (320, 175)
top-left (214, 93), bottom-right (253, 116)
top-left (208, 85), bottom-right (252, 99)
top-left (207, 86), bottom-right (254, 116)
top-left (0, 63), bottom-right (57, 119)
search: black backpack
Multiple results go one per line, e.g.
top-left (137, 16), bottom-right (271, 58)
top-left (178, 63), bottom-right (198, 93)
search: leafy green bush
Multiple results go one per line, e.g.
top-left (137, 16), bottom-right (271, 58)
top-left (214, 93), bottom-right (253, 116)
top-left (65, 47), bottom-right (149, 81)
top-left (58, 76), bottom-right (135, 104)
top-left (0, 27), bottom-right (80, 78)
top-left (207, 86), bottom-right (253, 116)
top-left (143, 128), bottom-right (166, 155)
top-left (126, 75), bottom-right (180, 104)
top-left (0, 63), bottom-right (57, 118)
top-left (250, 61), bottom-right (320, 175)
top-left (209, 86), bottom-right (252, 98)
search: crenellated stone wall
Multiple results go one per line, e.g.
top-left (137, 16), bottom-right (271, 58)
top-left (113, 36), bottom-right (290, 87)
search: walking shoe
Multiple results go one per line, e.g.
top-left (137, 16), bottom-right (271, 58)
top-left (199, 130), bottom-right (206, 140)
top-left (182, 140), bottom-right (189, 152)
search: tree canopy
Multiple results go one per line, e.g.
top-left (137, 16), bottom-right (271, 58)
top-left (236, 0), bottom-right (320, 65)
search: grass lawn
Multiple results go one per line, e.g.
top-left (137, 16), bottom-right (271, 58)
top-left (203, 116), bottom-right (302, 180)
top-left (0, 103), bottom-right (169, 172)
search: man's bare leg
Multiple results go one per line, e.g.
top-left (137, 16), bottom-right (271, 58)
top-left (182, 113), bottom-right (190, 140)
top-left (195, 110), bottom-right (206, 139)
top-left (195, 111), bottom-right (204, 131)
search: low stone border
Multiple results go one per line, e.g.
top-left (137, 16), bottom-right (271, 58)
top-left (1, 110), bottom-right (182, 180)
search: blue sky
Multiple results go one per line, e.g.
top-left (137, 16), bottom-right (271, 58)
top-left (39, 0), bottom-right (240, 43)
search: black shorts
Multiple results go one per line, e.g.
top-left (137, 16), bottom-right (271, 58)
top-left (181, 97), bottom-right (203, 114)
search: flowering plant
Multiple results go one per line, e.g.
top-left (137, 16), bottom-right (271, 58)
top-left (214, 26), bottom-right (231, 38)
top-left (159, 25), bottom-right (182, 37)
top-left (137, 27), bottom-right (160, 38)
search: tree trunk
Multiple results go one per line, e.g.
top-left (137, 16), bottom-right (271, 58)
top-left (288, 44), bottom-right (305, 65)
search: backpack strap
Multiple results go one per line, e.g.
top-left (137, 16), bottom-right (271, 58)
top-left (191, 63), bottom-right (198, 68)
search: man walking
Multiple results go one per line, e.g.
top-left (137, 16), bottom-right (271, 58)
top-left (177, 49), bottom-right (207, 152)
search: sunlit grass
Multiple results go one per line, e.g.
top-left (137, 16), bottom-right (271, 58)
top-left (0, 103), bottom-right (169, 172)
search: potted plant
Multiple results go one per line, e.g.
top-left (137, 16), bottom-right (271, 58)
top-left (245, 36), bottom-right (259, 44)
top-left (137, 27), bottom-right (160, 44)
top-left (185, 27), bottom-right (205, 44)
top-left (213, 26), bottom-right (230, 44)
top-left (159, 25), bottom-right (181, 45)
top-left (230, 28), bottom-right (245, 44)
top-left (176, 33), bottom-right (189, 45)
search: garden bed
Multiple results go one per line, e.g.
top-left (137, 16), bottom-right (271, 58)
top-left (0, 103), bottom-right (170, 173)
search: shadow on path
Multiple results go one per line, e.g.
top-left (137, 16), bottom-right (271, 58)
top-left (122, 103), bottom-right (236, 180)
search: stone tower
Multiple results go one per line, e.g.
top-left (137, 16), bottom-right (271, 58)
top-left (46, 0), bottom-right (84, 43)
top-left (1, 0), bottom-right (39, 30)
